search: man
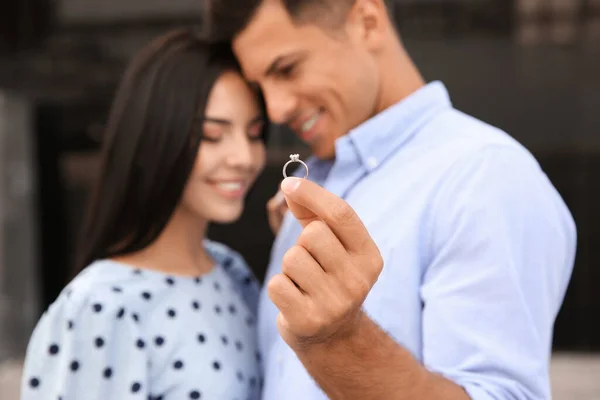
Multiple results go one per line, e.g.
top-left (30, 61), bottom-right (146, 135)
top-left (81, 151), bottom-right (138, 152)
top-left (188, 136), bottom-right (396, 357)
top-left (203, 1), bottom-right (577, 399)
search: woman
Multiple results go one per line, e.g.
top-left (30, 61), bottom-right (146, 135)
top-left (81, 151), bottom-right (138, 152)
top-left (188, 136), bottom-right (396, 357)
top-left (20, 28), bottom-right (268, 400)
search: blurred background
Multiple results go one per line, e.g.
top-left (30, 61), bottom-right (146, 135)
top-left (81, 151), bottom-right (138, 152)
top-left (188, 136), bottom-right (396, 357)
top-left (0, 0), bottom-right (599, 398)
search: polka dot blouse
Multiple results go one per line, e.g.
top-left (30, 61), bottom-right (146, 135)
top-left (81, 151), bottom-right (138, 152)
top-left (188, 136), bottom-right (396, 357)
top-left (21, 240), bottom-right (263, 400)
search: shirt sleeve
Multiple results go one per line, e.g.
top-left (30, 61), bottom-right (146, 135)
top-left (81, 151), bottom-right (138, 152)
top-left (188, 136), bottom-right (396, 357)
top-left (421, 145), bottom-right (576, 400)
top-left (21, 292), bottom-right (150, 400)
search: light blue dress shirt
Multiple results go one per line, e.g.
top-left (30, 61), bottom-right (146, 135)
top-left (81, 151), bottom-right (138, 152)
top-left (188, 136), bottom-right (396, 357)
top-left (21, 240), bottom-right (262, 400)
top-left (258, 81), bottom-right (576, 400)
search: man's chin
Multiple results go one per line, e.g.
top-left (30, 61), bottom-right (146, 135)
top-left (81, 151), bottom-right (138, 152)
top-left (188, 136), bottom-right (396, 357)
top-left (310, 143), bottom-right (336, 160)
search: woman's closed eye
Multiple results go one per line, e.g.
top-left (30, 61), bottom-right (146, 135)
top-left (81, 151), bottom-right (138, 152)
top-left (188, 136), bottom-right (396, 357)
top-left (247, 120), bottom-right (265, 140)
top-left (201, 118), bottom-right (264, 142)
top-left (201, 120), bottom-right (226, 142)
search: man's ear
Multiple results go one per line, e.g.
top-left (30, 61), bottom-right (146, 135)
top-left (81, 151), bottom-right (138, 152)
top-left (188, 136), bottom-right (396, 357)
top-left (346, 0), bottom-right (389, 52)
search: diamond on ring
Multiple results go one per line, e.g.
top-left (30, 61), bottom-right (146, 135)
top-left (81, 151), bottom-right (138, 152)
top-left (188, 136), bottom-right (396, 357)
top-left (282, 154), bottom-right (309, 179)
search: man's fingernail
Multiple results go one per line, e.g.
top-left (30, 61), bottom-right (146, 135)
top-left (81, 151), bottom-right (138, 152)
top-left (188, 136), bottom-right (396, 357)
top-left (281, 177), bottom-right (301, 194)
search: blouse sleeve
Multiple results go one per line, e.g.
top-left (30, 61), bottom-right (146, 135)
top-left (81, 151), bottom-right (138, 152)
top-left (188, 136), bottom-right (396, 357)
top-left (205, 240), bottom-right (262, 315)
top-left (224, 250), bottom-right (262, 315)
top-left (21, 292), bottom-right (150, 400)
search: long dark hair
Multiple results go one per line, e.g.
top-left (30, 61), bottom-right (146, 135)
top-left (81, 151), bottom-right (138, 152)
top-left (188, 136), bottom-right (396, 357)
top-left (73, 28), bottom-right (268, 276)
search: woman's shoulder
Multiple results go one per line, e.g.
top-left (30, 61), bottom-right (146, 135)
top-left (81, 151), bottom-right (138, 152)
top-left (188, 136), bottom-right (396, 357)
top-left (205, 240), bottom-right (260, 282)
top-left (38, 261), bottom-right (152, 330)
top-left (204, 239), bottom-right (262, 313)
top-left (204, 239), bottom-right (253, 275)
top-left (204, 239), bottom-right (244, 262)
top-left (21, 262), bottom-right (154, 400)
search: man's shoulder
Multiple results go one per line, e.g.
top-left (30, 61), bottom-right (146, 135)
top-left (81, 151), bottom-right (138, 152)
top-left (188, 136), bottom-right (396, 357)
top-left (427, 108), bottom-right (530, 158)
top-left (364, 109), bottom-right (554, 220)
top-left (392, 108), bottom-right (540, 185)
top-left (420, 110), bottom-right (572, 225)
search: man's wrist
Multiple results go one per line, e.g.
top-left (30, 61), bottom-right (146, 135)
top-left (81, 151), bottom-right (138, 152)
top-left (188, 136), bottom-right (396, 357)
top-left (291, 309), bottom-right (434, 399)
top-left (291, 308), bottom-right (370, 354)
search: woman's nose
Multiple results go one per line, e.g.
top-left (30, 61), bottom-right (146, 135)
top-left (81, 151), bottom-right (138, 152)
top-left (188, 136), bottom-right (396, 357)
top-left (225, 132), bottom-right (254, 168)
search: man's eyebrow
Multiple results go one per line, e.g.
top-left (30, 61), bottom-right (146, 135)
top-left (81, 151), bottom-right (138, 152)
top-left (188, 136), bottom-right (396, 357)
top-left (264, 51), bottom-right (305, 77)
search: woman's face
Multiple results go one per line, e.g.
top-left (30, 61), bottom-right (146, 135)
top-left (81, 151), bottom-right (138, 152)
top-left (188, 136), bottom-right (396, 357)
top-left (180, 70), bottom-right (267, 223)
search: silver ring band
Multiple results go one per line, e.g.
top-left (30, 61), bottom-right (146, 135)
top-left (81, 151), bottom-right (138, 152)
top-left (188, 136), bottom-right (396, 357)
top-left (282, 154), bottom-right (309, 179)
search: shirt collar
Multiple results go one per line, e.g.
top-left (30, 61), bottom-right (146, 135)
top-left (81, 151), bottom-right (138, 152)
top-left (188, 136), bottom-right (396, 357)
top-left (302, 81), bottom-right (453, 184)
top-left (340, 80), bottom-right (452, 172)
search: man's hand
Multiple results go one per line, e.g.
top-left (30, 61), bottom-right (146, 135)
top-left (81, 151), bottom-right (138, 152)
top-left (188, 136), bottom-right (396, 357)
top-left (267, 177), bottom-right (469, 400)
top-left (267, 177), bottom-right (384, 350)
top-left (266, 190), bottom-right (288, 235)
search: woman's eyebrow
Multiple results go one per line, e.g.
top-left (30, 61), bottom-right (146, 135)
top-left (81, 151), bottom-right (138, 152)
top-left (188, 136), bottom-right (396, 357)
top-left (249, 115), bottom-right (264, 124)
top-left (203, 117), bottom-right (232, 125)
top-left (203, 116), bottom-right (264, 126)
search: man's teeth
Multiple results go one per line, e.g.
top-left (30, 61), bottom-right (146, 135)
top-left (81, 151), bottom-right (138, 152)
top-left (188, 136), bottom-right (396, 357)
top-left (215, 182), bottom-right (243, 191)
top-left (301, 114), bottom-right (319, 132)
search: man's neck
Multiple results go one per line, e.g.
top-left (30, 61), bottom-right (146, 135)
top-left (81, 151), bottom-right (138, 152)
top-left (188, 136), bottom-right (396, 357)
top-left (374, 40), bottom-right (425, 116)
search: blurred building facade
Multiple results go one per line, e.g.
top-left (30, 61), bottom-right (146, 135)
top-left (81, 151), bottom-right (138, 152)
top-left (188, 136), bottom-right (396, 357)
top-left (0, 0), bottom-right (599, 362)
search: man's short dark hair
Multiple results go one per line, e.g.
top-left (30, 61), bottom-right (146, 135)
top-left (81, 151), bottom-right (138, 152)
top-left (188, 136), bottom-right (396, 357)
top-left (202, 0), bottom-right (396, 43)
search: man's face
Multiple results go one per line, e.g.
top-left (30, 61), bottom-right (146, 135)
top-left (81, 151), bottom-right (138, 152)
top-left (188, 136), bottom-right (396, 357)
top-left (232, 0), bottom-right (381, 159)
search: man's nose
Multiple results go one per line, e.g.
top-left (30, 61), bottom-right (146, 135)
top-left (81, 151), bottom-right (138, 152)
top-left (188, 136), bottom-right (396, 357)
top-left (263, 83), bottom-right (298, 125)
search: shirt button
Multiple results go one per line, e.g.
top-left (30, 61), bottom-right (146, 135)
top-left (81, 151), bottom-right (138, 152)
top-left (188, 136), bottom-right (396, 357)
top-left (367, 157), bottom-right (378, 169)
